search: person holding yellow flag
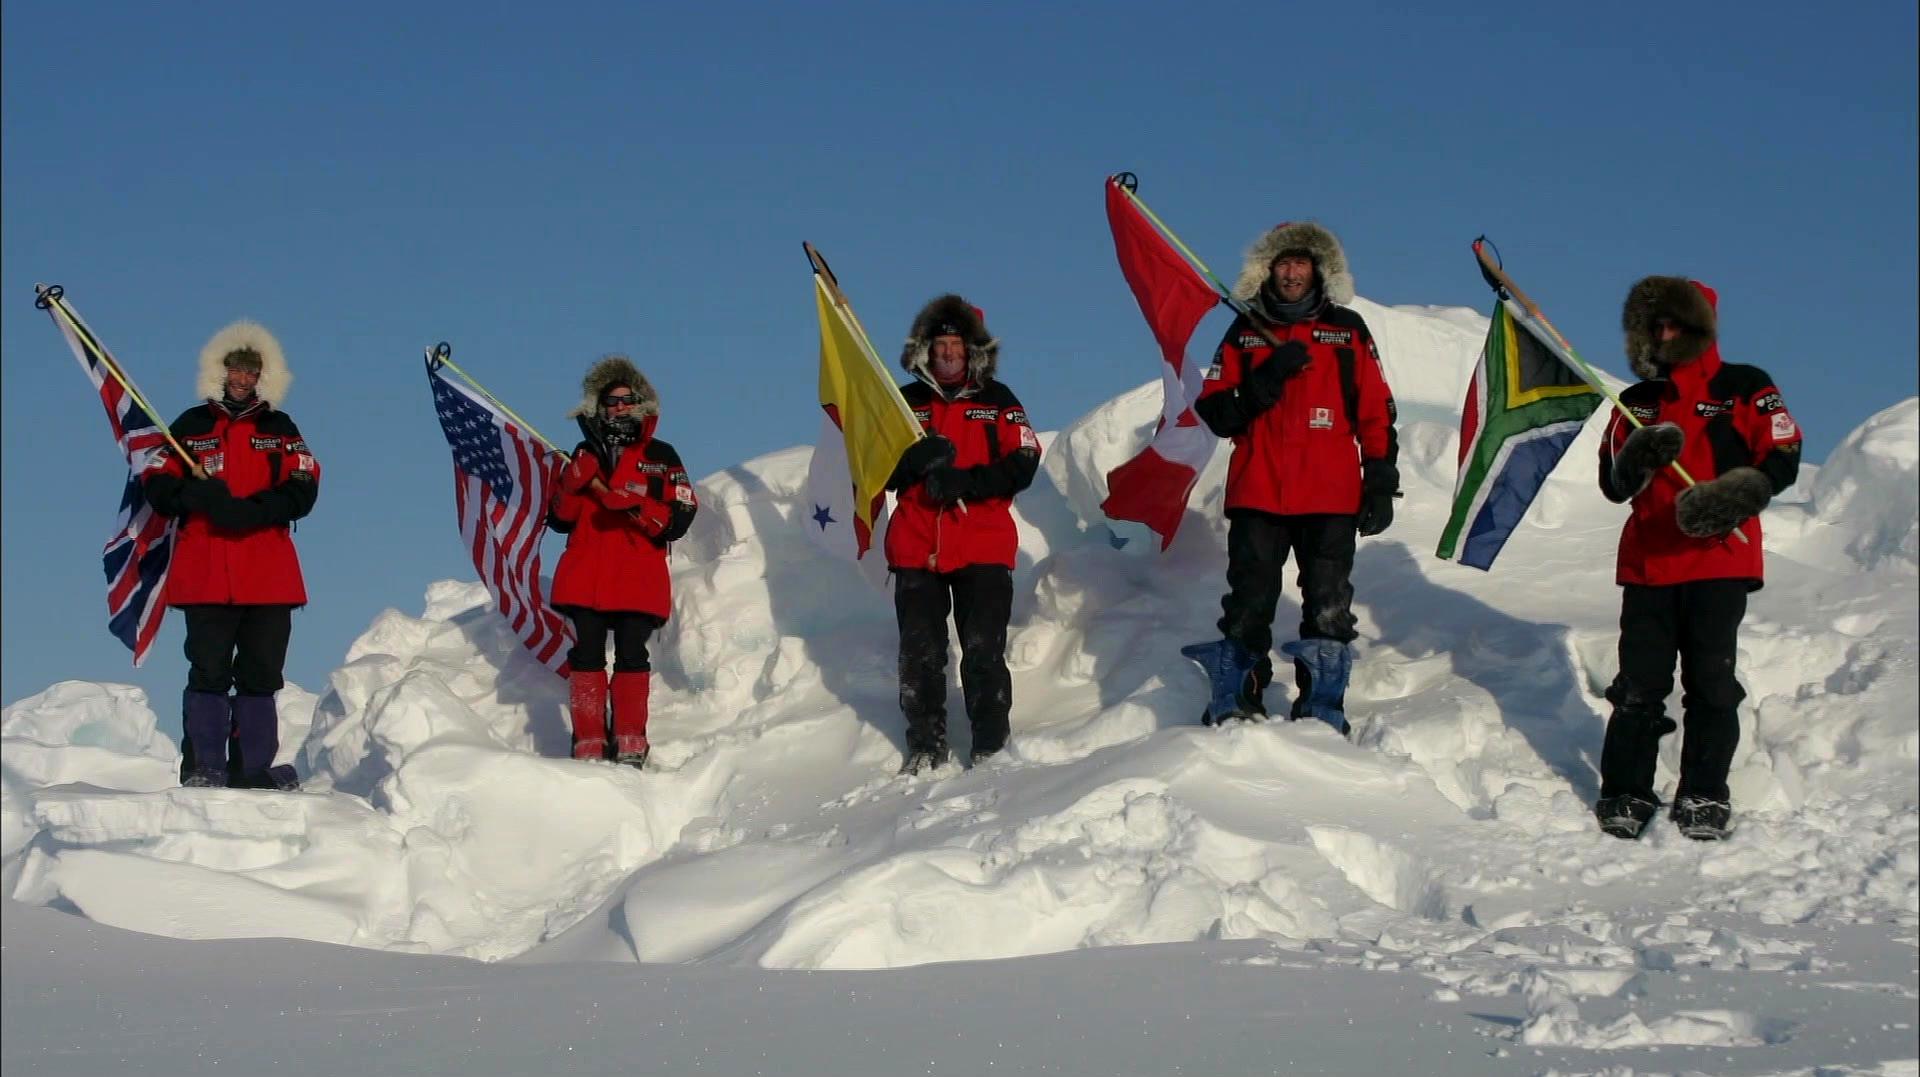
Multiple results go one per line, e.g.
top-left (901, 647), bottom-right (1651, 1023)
top-left (884, 296), bottom-right (1041, 775)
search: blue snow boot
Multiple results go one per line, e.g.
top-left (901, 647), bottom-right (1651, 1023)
top-left (1180, 638), bottom-right (1261, 726)
top-left (1279, 638), bottom-right (1353, 735)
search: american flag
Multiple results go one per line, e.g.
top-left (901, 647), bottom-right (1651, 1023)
top-left (42, 291), bottom-right (175, 666)
top-left (426, 353), bottom-right (573, 674)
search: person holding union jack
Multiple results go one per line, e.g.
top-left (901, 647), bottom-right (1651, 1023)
top-left (142, 321), bottom-right (319, 790)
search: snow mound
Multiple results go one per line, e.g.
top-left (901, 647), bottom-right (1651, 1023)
top-left (5, 299), bottom-right (1915, 1002)
top-left (1771, 398), bottom-right (1919, 572)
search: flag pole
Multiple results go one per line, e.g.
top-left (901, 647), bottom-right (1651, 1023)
top-left (36, 284), bottom-right (201, 471)
top-left (426, 342), bottom-right (565, 455)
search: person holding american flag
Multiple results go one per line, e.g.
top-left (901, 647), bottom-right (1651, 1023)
top-left (547, 355), bottom-right (698, 769)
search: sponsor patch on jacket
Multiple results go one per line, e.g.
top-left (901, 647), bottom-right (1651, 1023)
top-left (250, 435), bottom-right (282, 451)
top-left (1205, 359), bottom-right (1224, 380)
top-left (293, 453), bottom-right (317, 475)
top-left (1694, 399), bottom-right (1734, 418)
top-left (1311, 328), bottom-right (1354, 346)
top-left (674, 483), bottom-right (695, 505)
top-left (1005, 409), bottom-right (1028, 426)
top-left (186, 436), bottom-right (221, 453)
top-left (1628, 404), bottom-right (1659, 422)
top-left (1753, 391), bottom-right (1785, 413)
top-left (286, 439), bottom-right (309, 454)
top-left (1019, 425), bottom-right (1040, 451)
top-left (1237, 333), bottom-right (1270, 350)
top-left (202, 451), bottom-right (225, 475)
top-left (913, 407), bottom-right (934, 423)
top-left (1309, 407), bottom-right (1334, 430)
top-left (1770, 411), bottom-right (1798, 441)
top-left (964, 407), bottom-right (1000, 421)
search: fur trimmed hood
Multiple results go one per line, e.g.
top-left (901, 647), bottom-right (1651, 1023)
top-left (1622, 276), bottom-right (1718, 381)
top-left (569, 355), bottom-right (658, 419)
top-left (197, 320), bottom-right (291, 406)
top-left (900, 294), bottom-right (998, 385)
top-left (1232, 221), bottom-right (1355, 306)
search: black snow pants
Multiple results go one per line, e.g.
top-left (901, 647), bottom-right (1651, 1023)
top-left (893, 565), bottom-right (1014, 757)
top-left (1599, 580), bottom-right (1750, 804)
top-left (1217, 511), bottom-right (1359, 707)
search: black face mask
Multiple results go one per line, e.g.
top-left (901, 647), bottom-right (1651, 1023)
top-left (600, 413), bottom-right (641, 444)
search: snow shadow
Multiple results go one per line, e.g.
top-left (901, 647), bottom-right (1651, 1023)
top-left (1355, 541), bottom-right (1603, 803)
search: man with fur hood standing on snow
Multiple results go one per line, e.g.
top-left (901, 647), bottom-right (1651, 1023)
top-left (884, 295), bottom-right (1041, 775)
top-left (1593, 277), bottom-right (1801, 841)
top-left (143, 321), bottom-right (319, 789)
top-left (549, 355), bottom-right (697, 769)
top-left (1186, 221), bottom-right (1399, 735)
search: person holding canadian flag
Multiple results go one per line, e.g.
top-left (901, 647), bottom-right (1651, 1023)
top-left (1185, 221), bottom-right (1399, 735)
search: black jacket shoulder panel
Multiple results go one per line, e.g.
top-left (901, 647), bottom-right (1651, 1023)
top-left (1707, 362), bottom-right (1778, 398)
top-left (1618, 380), bottom-right (1665, 406)
top-left (168, 404), bottom-right (220, 438)
top-left (1320, 305), bottom-right (1372, 335)
top-left (255, 410), bottom-right (303, 436)
top-left (645, 437), bottom-right (685, 467)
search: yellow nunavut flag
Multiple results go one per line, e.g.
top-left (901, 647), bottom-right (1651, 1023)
top-left (810, 273), bottom-right (922, 558)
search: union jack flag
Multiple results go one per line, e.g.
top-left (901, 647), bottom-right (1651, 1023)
top-left (426, 352), bottom-right (573, 674)
top-left (41, 290), bottom-right (175, 665)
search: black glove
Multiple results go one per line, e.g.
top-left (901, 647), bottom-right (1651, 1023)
top-left (1356, 459), bottom-right (1399, 538)
top-left (575, 416), bottom-right (614, 474)
top-left (923, 464), bottom-right (977, 505)
top-left (1675, 466), bottom-right (1772, 538)
top-left (1242, 341), bottom-right (1310, 411)
top-left (1610, 422), bottom-right (1684, 500)
top-left (179, 477), bottom-right (231, 515)
top-left (204, 491), bottom-right (274, 531)
top-left (893, 436), bottom-right (955, 485)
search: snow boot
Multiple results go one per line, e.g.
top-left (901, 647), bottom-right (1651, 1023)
top-left (568, 670), bottom-right (610, 761)
top-left (1280, 638), bottom-right (1353, 735)
top-left (181, 689), bottom-right (232, 788)
top-left (610, 671), bottom-right (650, 769)
top-left (1670, 795), bottom-right (1732, 841)
top-left (1180, 638), bottom-right (1262, 726)
top-left (231, 693), bottom-right (282, 789)
top-left (1594, 793), bottom-right (1660, 840)
top-left (899, 746), bottom-right (948, 776)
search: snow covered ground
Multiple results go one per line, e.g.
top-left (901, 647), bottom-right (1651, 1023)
top-left (5, 297), bottom-right (1916, 1076)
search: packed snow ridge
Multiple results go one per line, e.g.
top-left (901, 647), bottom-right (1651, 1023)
top-left (6, 298), bottom-right (1916, 1051)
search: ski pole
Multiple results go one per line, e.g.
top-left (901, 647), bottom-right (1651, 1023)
top-left (1472, 239), bottom-right (1749, 544)
top-left (36, 283), bottom-right (206, 477)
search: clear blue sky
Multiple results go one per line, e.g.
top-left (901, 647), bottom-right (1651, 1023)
top-left (4, 0), bottom-right (1915, 708)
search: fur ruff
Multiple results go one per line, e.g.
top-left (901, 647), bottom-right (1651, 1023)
top-left (197, 321), bottom-right (291, 406)
top-left (900, 294), bottom-right (998, 384)
top-left (570, 355), bottom-right (658, 419)
top-left (1622, 276), bottom-right (1717, 381)
top-left (1231, 221), bottom-right (1354, 306)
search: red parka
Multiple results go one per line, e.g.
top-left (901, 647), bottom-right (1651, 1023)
top-left (1195, 304), bottom-right (1397, 516)
top-left (1599, 282), bottom-right (1801, 587)
top-left (884, 379), bottom-right (1041, 572)
top-left (143, 399), bottom-right (320, 606)
top-left (550, 412), bottom-right (697, 618)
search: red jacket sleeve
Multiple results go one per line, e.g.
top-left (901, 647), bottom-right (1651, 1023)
top-left (1353, 322), bottom-right (1397, 465)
